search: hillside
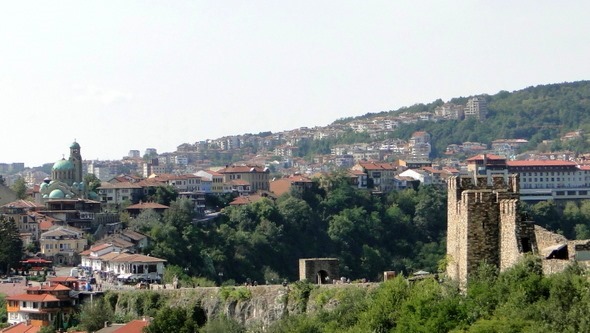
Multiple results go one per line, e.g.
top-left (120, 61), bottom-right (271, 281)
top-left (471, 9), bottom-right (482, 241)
top-left (343, 81), bottom-right (590, 158)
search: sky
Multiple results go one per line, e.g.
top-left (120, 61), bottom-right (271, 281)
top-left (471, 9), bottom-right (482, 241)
top-left (2, 1), bottom-right (590, 167)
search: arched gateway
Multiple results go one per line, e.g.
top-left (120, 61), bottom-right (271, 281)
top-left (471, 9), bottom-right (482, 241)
top-left (298, 258), bottom-right (339, 284)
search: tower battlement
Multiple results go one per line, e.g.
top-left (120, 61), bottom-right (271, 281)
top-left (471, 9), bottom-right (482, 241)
top-left (447, 174), bottom-right (532, 287)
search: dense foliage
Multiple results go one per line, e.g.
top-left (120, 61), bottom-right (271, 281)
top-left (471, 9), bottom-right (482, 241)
top-left (268, 257), bottom-right (590, 333)
top-left (137, 175), bottom-right (590, 285)
top-left (136, 174), bottom-right (447, 284)
top-left (0, 215), bottom-right (23, 275)
top-left (70, 257), bottom-right (590, 332)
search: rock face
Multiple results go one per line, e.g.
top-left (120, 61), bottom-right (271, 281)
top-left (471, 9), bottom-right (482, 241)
top-left (111, 285), bottom-right (294, 329)
top-left (108, 283), bottom-right (377, 330)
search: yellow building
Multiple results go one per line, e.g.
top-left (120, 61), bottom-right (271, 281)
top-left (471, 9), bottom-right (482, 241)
top-left (217, 164), bottom-right (270, 193)
top-left (40, 226), bottom-right (87, 266)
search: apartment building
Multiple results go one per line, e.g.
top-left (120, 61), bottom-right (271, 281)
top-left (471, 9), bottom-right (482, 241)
top-left (464, 96), bottom-right (488, 120)
top-left (6, 283), bottom-right (77, 328)
top-left (351, 161), bottom-right (398, 193)
top-left (217, 164), bottom-right (270, 193)
top-left (466, 154), bottom-right (590, 202)
top-left (40, 226), bottom-right (87, 266)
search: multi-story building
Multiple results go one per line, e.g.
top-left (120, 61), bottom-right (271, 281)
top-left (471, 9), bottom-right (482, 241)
top-left (434, 102), bottom-right (464, 120)
top-left (195, 170), bottom-right (229, 194)
top-left (6, 283), bottom-right (78, 328)
top-left (217, 165), bottom-right (270, 193)
top-left (466, 154), bottom-right (590, 202)
top-left (39, 225), bottom-right (88, 266)
top-left (464, 96), bottom-right (488, 120)
top-left (97, 182), bottom-right (144, 206)
top-left (1, 200), bottom-right (44, 241)
top-left (128, 150), bottom-right (141, 158)
top-left (507, 160), bottom-right (590, 202)
top-left (142, 159), bottom-right (166, 178)
top-left (351, 161), bottom-right (398, 193)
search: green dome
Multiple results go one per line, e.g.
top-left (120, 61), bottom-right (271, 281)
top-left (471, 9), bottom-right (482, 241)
top-left (70, 141), bottom-right (80, 149)
top-left (49, 189), bottom-right (65, 199)
top-left (53, 159), bottom-right (74, 170)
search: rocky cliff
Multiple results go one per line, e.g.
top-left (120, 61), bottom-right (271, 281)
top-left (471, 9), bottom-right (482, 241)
top-left (106, 283), bottom-right (377, 330)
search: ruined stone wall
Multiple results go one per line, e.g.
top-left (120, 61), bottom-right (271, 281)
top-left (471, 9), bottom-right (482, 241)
top-left (499, 199), bottom-right (521, 271)
top-left (446, 176), bottom-right (461, 282)
top-left (298, 258), bottom-right (339, 283)
top-left (463, 190), bottom-right (500, 280)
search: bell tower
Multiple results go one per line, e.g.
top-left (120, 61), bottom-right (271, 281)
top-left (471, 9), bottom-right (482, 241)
top-left (69, 141), bottom-right (83, 184)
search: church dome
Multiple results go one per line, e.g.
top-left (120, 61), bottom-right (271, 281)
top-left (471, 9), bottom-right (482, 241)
top-left (48, 189), bottom-right (65, 199)
top-left (70, 141), bottom-right (80, 149)
top-left (53, 158), bottom-right (74, 171)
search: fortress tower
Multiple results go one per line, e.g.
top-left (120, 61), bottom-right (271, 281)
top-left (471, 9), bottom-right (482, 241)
top-left (446, 174), bottom-right (537, 286)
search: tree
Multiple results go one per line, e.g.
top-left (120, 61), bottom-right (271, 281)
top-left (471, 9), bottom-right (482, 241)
top-left (0, 216), bottom-right (23, 274)
top-left (146, 185), bottom-right (178, 206)
top-left (83, 173), bottom-right (102, 193)
top-left (128, 209), bottom-right (162, 233)
top-left (78, 297), bottom-right (113, 332)
top-left (10, 177), bottom-right (27, 199)
top-left (144, 305), bottom-right (200, 333)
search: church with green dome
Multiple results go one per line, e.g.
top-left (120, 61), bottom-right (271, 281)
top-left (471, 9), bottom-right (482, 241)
top-left (38, 141), bottom-right (94, 201)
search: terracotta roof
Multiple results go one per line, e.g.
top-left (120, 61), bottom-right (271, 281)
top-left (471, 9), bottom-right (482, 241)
top-left (506, 160), bottom-right (578, 167)
top-left (96, 237), bottom-right (134, 249)
top-left (269, 179), bottom-right (291, 196)
top-left (357, 162), bottom-right (397, 171)
top-left (111, 319), bottom-right (150, 333)
top-left (1, 200), bottom-right (43, 209)
top-left (27, 283), bottom-right (71, 292)
top-left (107, 253), bottom-right (166, 263)
top-left (421, 166), bottom-right (443, 174)
top-left (6, 293), bottom-right (61, 302)
top-left (126, 202), bottom-right (169, 210)
top-left (80, 243), bottom-right (113, 256)
top-left (229, 195), bottom-right (265, 206)
top-left (121, 230), bottom-right (147, 241)
top-left (218, 165), bottom-right (267, 173)
top-left (48, 277), bottom-right (79, 283)
top-left (466, 154), bottom-right (506, 161)
top-left (98, 182), bottom-right (143, 189)
top-left (0, 323), bottom-right (41, 333)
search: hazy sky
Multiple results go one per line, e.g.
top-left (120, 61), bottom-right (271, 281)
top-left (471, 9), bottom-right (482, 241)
top-left (2, 1), bottom-right (590, 167)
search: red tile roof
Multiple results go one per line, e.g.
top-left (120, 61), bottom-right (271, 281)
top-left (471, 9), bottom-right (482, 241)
top-left (218, 165), bottom-right (267, 173)
top-left (111, 319), bottom-right (150, 333)
top-left (0, 323), bottom-right (41, 333)
top-left (466, 154), bottom-right (505, 161)
top-left (80, 243), bottom-right (114, 256)
top-left (126, 202), bottom-right (169, 210)
top-left (507, 160), bottom-right (578, 167)
top-left (229, 195), bottom-right (265, 206)
top-left (6, 293), bottom-right (61, 302)
top-left (357, 162), bottom-right (397, 171)
top-left (1, 200), bottom-right (43, 209)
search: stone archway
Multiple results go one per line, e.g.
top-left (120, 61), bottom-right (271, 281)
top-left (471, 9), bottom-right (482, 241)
top-left (316, 270), bottom-right (329, 284)
top-left (299, 258), bottom-right (339, 284)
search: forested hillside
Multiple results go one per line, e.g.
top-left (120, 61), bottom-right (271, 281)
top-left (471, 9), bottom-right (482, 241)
top-left (327, 81), bottom-right (590, 158)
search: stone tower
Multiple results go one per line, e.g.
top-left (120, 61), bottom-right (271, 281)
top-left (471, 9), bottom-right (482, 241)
top-left (446, 174), bottom-right (537, 286)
